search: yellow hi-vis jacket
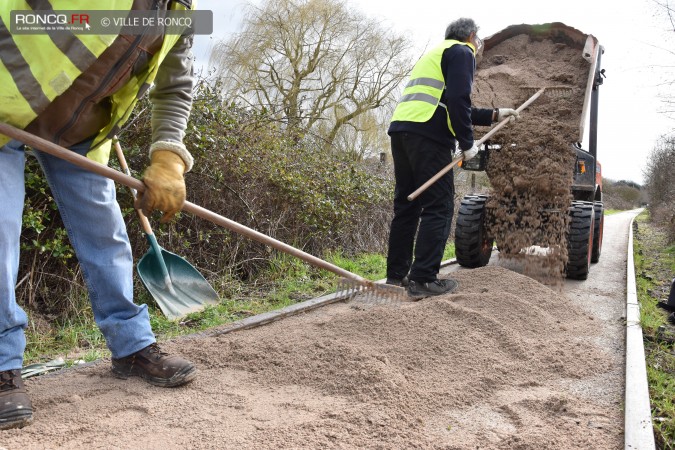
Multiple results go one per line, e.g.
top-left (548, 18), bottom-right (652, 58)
top-left (390, 39), bottom-right (475, 136)
top-left (0, 0), bottom-right (194, 164)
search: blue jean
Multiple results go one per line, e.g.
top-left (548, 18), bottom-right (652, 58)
top-left (0, 139), bottom-right (155, 371)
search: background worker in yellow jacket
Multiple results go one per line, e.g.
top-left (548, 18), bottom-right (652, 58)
top-left (0, 0), bottom-right (198, 430)
top-left (386, 17), bottom-right (519, 299)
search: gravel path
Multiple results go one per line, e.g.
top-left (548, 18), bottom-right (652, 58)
top-left (0, 211), bottom-right (636, 449)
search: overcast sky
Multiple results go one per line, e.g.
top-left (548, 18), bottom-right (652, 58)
top-left (193, 0), bottom-right (675, 185)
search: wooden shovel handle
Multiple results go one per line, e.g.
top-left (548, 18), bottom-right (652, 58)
top-left (0, 123), bottom-right (372, 287)
top-left (406, 87), bottom-right (545, 201)
top-left (112, 139), bottom-right (155, 237)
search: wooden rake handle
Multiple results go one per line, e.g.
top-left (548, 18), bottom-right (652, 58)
top-left (406, 87), bottom-right (545, 201)
top-left (0, 123), bottom-right (375, 288)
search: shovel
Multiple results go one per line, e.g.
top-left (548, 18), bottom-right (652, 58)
top-left (112, 139), bottom-right (220, 320)
top-left (1, 123), bottom-right (406, 304)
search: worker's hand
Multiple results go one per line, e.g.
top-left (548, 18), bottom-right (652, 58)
top-left (497, 108), bottom-right (520, 123)
top-left (460, 145), bottom-right (479, 161)
top-left (136, 150), bottom-right (186, 223)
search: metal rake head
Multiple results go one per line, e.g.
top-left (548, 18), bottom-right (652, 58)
top-left (520, 86), bottom-right (574, 98)
top-left (335, 278), bottom-right (409, 305)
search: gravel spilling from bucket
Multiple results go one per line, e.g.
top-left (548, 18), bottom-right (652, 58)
top-left (472, 33), bottom-right (589, 280)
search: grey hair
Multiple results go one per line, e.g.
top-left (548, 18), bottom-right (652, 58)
top-left (444, 18), bottom-right (478, 41)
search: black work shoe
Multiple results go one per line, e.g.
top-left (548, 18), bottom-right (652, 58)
top-left (385, 276), bottom-right (409, 287)
top-left (0, 369), bottom-right (33, 430)
top-left (111, 343), bottom-right (197, 388)
top-left (407, 278), bottom-right (459, 299)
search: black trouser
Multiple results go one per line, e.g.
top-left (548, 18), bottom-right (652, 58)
top-left (386, 132), bottom-right (454, 283)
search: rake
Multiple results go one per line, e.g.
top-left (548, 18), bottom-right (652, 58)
top-left (0, 123), bottom-right (408, 305)
top-left (520, 85), bottom-right (575, 98)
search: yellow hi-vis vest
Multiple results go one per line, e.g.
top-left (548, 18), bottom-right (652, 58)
top-left (390, 39), bottom-right (475, 136)
top-left (0, 0), bottom-right (195, 164)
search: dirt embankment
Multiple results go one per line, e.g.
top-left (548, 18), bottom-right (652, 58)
top-left (472, 33), bottom-right (589, 279)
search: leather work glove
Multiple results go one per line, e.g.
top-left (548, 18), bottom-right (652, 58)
top-left (136, 150), bottom-right (186, 223)
top-left (496, 108), bottom-right (520, 123)
top-left (459, 145), bottom-right (479, 161)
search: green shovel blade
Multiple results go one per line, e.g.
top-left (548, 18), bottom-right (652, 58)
top-left (137, 234), bottom-right (220, 320)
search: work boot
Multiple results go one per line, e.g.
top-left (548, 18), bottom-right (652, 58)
top-left (407, 278), bottom-right (459, 300)
top-left (0, 369), bottom-right (33, 430)
top-left (111, 343), bottom-right (197, 388)
top-left (385, 275), bottom-right (409, 287)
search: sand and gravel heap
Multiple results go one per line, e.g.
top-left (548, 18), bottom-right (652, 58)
top-left (1, 267), bottom-right (621, 449)
top-left (472, 33), bottom-right (590, 279)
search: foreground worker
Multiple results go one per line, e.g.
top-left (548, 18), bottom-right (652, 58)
top-left (386, 17), bottom-right (519, 299)
top-left (0, 0), bottom-right (199, 430)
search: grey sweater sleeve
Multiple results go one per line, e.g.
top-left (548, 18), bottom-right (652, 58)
top-left (149, 33), bottom-right (195, 171)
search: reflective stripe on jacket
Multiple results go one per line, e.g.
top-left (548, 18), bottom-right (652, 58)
top-left (0, 0), bottom-right (195, 164)
top-left (390, 39), bottom-right (474, 136)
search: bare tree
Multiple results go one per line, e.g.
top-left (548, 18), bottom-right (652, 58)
top-left (651, 0), bottom-right (675, 29)
top-left (644, 135), bottom-right (675, 202)
top-left (209, 0), bottom-right (413, 157)
top-left (643, 134), bottom-right (675, 238)
top-left (650, 0), bottom-right (675, 117)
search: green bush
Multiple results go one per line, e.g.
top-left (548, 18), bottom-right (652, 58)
top-left (602, 178), bottom-right (644, 211)
top-left (17, 78), bottom-right (395, 319)
top-left (17, 156), bottom-right (88, 318)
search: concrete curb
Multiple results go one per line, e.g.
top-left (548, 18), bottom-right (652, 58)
top-left (625, 211), bottom-right (656, 449)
